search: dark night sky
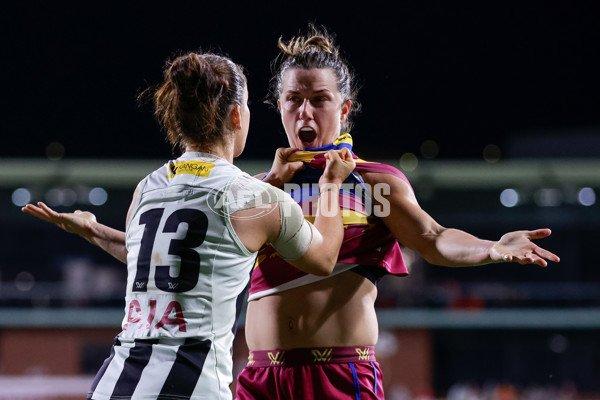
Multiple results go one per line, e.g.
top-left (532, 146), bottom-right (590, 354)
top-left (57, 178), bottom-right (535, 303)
top-left (2, 2), bottom-right (599, 161)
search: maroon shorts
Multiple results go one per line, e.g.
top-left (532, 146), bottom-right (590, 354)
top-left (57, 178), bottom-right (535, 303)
top-left (235, 346), bottom-right (384, 400)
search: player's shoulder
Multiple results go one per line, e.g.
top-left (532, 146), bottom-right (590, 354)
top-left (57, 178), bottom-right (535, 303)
top-left (355, 159), bottom-right (412, 188)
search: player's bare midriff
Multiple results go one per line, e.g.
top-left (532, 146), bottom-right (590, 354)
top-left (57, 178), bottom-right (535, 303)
top-left (245, 270), bottom-right (379, 350)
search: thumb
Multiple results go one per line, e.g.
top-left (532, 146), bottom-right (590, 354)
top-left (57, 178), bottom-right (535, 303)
top-left (276, 147), bottom-right (298, 160)
top-left (325, 149), bottom-right (341, 161)
top-left (527, 228), bottom-right (552, 240)
top-left (288, 161), bottom-right (305, 172)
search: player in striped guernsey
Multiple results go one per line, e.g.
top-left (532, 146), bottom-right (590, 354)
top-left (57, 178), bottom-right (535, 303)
top-left (22, 50), bottom-right (356, 399)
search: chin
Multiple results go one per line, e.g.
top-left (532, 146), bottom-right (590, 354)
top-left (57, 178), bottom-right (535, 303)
top-left (234, 146), bottom-right (246, 158)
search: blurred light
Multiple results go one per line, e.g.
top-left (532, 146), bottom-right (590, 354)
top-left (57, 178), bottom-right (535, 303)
top-left (548, 334), bottom-right (569, 354)
top-left (89, 187), bottom-right (108, 206)
top-left (500, 188), bottom-right (519, 207)
top-left (400, 153), bottom-right (418, 171)
top-left (61, 188), bottom-right (77, 206)
top-left (15, 272), bottom-right (35, 291)
top-left (45, 188), bottom-right (77, 207)
top-left (577, 187), bottom-right (596, 206)
top-left (534, 188), bottom-right (563, 207)
top-left (45, 188), bottom-right (62, 206)
top-left (76, 186), bottom-right (92, 204)
top-left (46, 142), bottom-right (65, 160)
top-left (12, 188), bottom-right (32, 206)
top-left (420, 140), bottom-right (439, 159)
top-left (31, 294), bottom-right (51, 308)
top-left (483, 144), bottom-right (501, 163)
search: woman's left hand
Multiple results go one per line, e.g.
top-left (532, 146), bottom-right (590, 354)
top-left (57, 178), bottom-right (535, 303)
top-left (489, 228), bottom-right (561, 267)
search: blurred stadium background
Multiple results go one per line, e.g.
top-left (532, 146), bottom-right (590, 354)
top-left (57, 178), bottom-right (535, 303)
top-left (2, 2), bottom-right (599, 399)
top-left (2, 156), bottom-right (599, 399)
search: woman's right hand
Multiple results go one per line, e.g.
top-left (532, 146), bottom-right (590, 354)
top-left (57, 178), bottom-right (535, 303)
top-left (22, 202), bottom-right (98, 242)
top-left (261, 147), bottom-right (306, 187)
top-left (320, 147), bottom-right (356, 186)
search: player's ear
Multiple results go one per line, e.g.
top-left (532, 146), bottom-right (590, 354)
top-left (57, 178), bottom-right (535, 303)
top-left (340, 100), bottom-right (352, 123)
top-left (229, 104), bottom-right (242, 130)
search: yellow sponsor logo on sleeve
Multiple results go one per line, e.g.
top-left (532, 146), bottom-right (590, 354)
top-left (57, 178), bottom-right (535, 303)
top-left (167, 161), bottom-right (215, 178)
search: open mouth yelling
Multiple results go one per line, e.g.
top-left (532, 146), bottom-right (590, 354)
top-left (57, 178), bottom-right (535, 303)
top-left (299, 127), bottom-right (317, 147)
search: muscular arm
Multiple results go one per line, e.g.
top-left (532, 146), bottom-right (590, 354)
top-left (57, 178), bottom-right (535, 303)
top-left (235, 148), bottom-right (355, 275)
top-left (365, 172), bottom-right (560, 267)
top-left (232, 183), bottom-right (343, 276)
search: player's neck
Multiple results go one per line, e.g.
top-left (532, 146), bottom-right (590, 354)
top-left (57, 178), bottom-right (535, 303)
top-left (185, 141), bottom-right (233, 163)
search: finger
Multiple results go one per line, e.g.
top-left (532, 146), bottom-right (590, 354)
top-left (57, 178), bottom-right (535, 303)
top-left (526, 228), bottom-right (552, 240)
top-left (275, 147), bottom-right (289, 160)
top-left (22, 204), bottom-right (47, 216)
top-left (326, 149), bottom-right (341, 161)
top-left (277, 147), bottom-right (299, 159)
top-left (519, 253), bottom-right (548, 268)
top-left (340, 148), bottom-right (356, 166)
top-left (21, 204), bottom-right (42, 217)
top-left (338, 147), bottom-right (351, 160)
top-left (532, 257), bottom-right (548, 267)
top-left (533, 247), bottom-right (561, 263)
top-left (21, 206), bottom-right (52, 222)
top-left (21, 204), bottom-right (36, 213)
top-left (38, 202), bottom-right (57, 214)
top-left (288, 161), bottom-right (305, 172)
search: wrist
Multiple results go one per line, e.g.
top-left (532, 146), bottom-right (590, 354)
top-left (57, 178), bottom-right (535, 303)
top-left (486, 240), bottom-right (501, 263)
top-left (319, 182), bottom-right (341, 192)
top-left (84, 222), bottom-right (99, 245)
top-left (262, 174), bottom-right (284, 188)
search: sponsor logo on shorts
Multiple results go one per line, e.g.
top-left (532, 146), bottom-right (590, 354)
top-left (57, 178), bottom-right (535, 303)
top-left (355, 347), bottom-right (370, 360)
top-left (247, 352), bottom-right (255, 366)
top-left (268, 351), bottom-right (285, 365)
top-left (312, 348), bottom-right (333, 363)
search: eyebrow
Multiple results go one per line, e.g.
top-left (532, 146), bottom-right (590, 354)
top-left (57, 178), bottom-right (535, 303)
top-left (284, 88), bottom-right (333, 95)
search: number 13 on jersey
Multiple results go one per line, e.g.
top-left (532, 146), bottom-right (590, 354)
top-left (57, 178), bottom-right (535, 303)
top-left (132, 207), bottom-right (208, 293)
top-left (124, 207), bottom-right (209, 334)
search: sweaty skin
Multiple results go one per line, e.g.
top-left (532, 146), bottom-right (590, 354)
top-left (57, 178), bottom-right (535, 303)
top-left (245, 270), bottom-right (378, 350)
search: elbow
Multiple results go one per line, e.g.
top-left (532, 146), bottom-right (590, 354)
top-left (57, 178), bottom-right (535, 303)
top-left (422, 256), bottom-right (447, 267)
top-left (312, 257), bottom-right (337, 276)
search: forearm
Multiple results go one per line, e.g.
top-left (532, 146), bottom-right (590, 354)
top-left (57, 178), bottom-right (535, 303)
top-left (87, 222), bottom-right (127, 263)
top-left (254, 172), bottom-right (268, 181)
top-left (423, 228), bottom-right (495, 267)
top-left (255, 171), bottom-right (287, 188)
top-left (312, 183), bottom-right (344, 264)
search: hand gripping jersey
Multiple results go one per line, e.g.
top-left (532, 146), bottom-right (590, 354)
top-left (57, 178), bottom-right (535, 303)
top-left (89, 152), bottom-right (287, 400)
top-left (249, 134), bottom-right (410, 301)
